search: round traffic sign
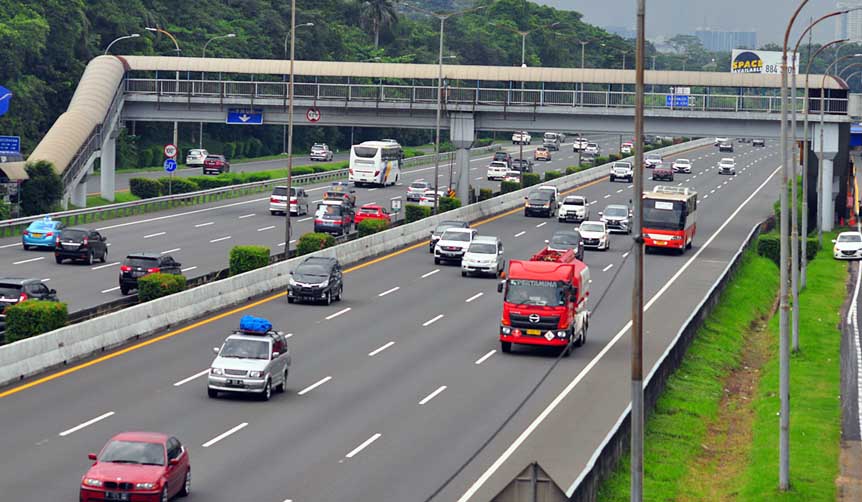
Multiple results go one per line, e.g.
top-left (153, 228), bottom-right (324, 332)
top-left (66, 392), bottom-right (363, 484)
top-left (164, 158), bottom-right (178, 173)
top-left (306, 107), bottom-right (321, 123)
top-left (164, 144), bottom-right (178, 158)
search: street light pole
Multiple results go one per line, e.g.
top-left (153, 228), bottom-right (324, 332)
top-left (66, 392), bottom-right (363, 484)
top-left (103, 33), bottom-right (140, 55)
top-left (200, 33), bottom-right (237, 149)
top-left (146, 26), bottom-right (181, 195)
top-left (282, 22), bottom-right (314, 155)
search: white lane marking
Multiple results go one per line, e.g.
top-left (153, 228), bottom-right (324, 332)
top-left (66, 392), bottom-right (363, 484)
top-left (13, 256), bottom-right (43, 265)
top-left (710, 189), bottom-right (716, 194)
top-left (475, 350), bottom-right (496, 365)
top-left (368, 188), bottom-right (378, 191)
top-left (181, 266), bottom-right (197, 273)
top-left (536, 222), bottom-right (547, 228)
top-left (143, 232), bottom-right (166, 239)
top-left (0, 242), bottom-right (20, 249)
top-left (209, 236), bottom-right (231, 243)
top-left (101, 286), bottom-right (120, 294)
top-left (466, 292), bottom-right (484, 303)
top-left (589, 201), bottom-right (598, 205)
top-left (847, 262), bottom-right (862, 440)
top-left (603, 194), bottom-right (611, 199)
top-left (41, 278), bottom-right (50, 282)
top-left (345, 433), bottom-right (382, 459)
top-left (602, 264), bottom-right (614, 272)
top-left (704, 194), bottom-right (710, 199)
top-left (202, 422), bottom-right (248, 448)
top-left (627, 184), bottom-right (633, 188)
top-left (299, 217), bottom-right (313, 222)
top-left (369, 341), bottom-right (395, 356)
top-left (419, 385), bottom-right (448, 405)
top-left (161, 248), bottom-right (181, 255)
top-left (91, 261), bottom-right (120, 270)
top-left (59, 411), bottom-right (115, 437)
top-left (173, 369), bottom-right (209, 387)
top-left (257, 225), bottom-right (276, 232)
top-left (459, 164), bottom-right (783, 502)
top-left (325, 307), bottom-right (351, 320)
top-left (194, 222), bottom-right (214, 228)
top-left (622, 252), bottom-right (630, 259)
top-left (297, 376), bottom-right (333, 396)
top-left (421, 269), bottom-right (440, 278)
top-left (238, 213), bottom-right (255, 219)
top-left (379, 286), bottom-right (400, 297)
top-left (515, 231), bottom-right (526, 237)
top-left (476, 177), bottom-right (484, 181)
top-left (616, 189), bottom-right (624, 193)
top-left (423, 314), bottom-right (444, 327)
top-left (312, 199), bottom-right (322, 203)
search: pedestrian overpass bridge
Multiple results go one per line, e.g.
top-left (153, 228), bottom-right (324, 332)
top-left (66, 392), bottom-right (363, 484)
top-left (4, 55), bottom-right (851, 211)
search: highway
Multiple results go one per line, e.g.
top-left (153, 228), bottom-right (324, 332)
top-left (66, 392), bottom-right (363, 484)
top-left (0, 139), bottom-right (782, 500)
top-left (1, 135), bottom-right (622, 312)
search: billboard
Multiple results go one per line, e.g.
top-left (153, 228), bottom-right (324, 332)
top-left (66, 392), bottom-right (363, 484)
top-left (731, 49), bottom-right (799, 74)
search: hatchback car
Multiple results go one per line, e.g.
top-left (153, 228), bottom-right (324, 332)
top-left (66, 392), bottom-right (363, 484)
top-left (203, 154), bottom-right (230, 175)
top-left (434, 227), bottom-right (478, 264)
top-left (270, 186), bottom-right (310, 216)
top-left (511, 158), bottom-right (534, 173)
top-left (322, 185), bottom-right (357, 207)
top-left (406, 181), bottom-right (431, 201)
top-left (119, 253), bottom-right (183, 295)
top-left (833, 231), bottom-right (862, 260)
top-left (429, 220), bottom-right (469, 253)
top-left (584, 143), bottom-right (599, 155)
top-left (545, 230), bottom-right (584, 260)
top-left (461, 236), bottom-right (504, 277)
top-left (22, 216), bottom-right (65, 250)
top-left (578, 221), bottom-right (610, 250)
top-left (671, 158), bottom-right (692, 174)
top-left (503, 170), bottom-right (521, 183)
top-left (652, 166), bottom-right (674, 181)
top-left (288, 256), bottom-right (343, 304)
top-left (313, 202), bottom-right (354, 236)
top-left (354, 204), bottom-right (391, 225)
top-left (309, 143), bottom-right (334, 161)
top-left (487, 161), bottom-right (510, 180)
top-left (185, 148), bottom-right (208, 167)
top-left (558, 195), bottom-right (589, 223)
top-left (80, 432), bottom-right (190, 502)
top-left (0, 278), bottom-right (57, 332)
top-left (493, 151), bottom-right (513, 167)
top-left (54, 227), bottom-right (108, 264)
top-left (534, 146), bottom-right (552, 161)
top-left (718, 158), bottom-right (737, 175)
top-left (419, 189), bottom-right (447, 207)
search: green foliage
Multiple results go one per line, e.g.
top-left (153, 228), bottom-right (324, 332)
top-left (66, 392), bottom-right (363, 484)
top-left (405, 204), bottom-right (432, 223)
top-left (129, 178), bottom-right (161, 199)
top-left (157, 177), bottom-right (198, 195)
top-left (291, 166), bottom-right (314, 176)
top-left (521, 172), bottom-right (540, 188)
top-left (224, 142), bottom-right (237, 159)
top-left (297, 232), bottom-right (336, 256)
top-left (438, 196), bottom-right (461, 213)
top-left (500, 180), bottom-right (520, 194)
top-left (229, 245), bottom-right (270, 275)
top-left (4, 300), bottom-right (67, 343)
top-left (756, 232), bottom-right (820, 266)
top-left (566, 166), bottom-right (579, 175)
top-left (543, 170), bottom-right (562, 182)
top-left (478, 188), bottom-right (494, 201)
top-left (21, 160), bottom-right (62, 215)
top-left (187, 175), bottom-right (230, 190)
top-left (246, 137), bottom-right (263, 158)
top-left (358, 218), bottom-right (389, 237)
top-left (0, 199), bottom-right (10, 220)
top-left (595, 155), bottom-right (609, 165)
top-left (137, 273), bottom-right (187, 302)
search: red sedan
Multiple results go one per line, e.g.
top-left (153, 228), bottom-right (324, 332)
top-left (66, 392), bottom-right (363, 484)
top-left (354, 204), bottom-right (392, 225)
top-left (80, 432), bottom-right (191, 502)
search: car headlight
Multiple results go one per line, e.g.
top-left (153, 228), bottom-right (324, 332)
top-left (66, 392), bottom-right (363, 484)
top-left (135, 482), bottom-right (156, 490)
top-left (501, 326), bottom-right (512, 335)
top-left (248, 371), bottom-right (263, 378)
top-left (834, 247), bottom-right (839, 254)
top-left (210, 367), bottom-right (224, 376)
top-left (84, 478), bottom-right (103, 487)
top-left (289, 277), bottom-right (298, 286)
top-left (319, 279), bottom-right (329, 288)
top-left (557, 331), bottom-right (568, 338)
top-left (670, 235), bottom-right (683, 241)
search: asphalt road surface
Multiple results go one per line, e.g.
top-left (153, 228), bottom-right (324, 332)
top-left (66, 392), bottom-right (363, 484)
top-left (0, 140), bottom-right (783, 501)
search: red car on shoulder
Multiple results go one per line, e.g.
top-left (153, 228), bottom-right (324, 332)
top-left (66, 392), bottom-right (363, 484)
top-left (80, 431), bottom-right (191, 502)
top-left (354, 204), bottom-right (392, 225)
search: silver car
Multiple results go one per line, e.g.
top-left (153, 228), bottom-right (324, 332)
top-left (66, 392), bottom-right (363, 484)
top-left (207, 330), bottom-right (291, 401)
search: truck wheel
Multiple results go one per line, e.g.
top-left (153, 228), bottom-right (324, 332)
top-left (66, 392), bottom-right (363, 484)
top-left (501, 341), bottom-right (512, 353)
top-left (562, 343), bottom-right (572, 357)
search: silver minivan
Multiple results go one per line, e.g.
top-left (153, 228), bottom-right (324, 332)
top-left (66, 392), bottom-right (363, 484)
top-left (207, 328), bottom-right (291, 401)
top-left (461, 235), bottom-right (504, 277)
top-left (270, 185), bottom-right (310, 216)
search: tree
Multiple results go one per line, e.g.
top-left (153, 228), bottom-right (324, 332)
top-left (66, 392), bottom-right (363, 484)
top-left (21, 160), bottom-right (63, 215)
top-left (360, 0), bottom-right (399, 48)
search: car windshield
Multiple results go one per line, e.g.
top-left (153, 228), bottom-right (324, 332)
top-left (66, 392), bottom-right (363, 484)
top-left (311, 145), bottom-right (326, 151)
top-left (839, 234), bottom-right (862, 243)
top-left (294, 264), bottom-right (330, 282)
top-left (564, 197), bottom-right (584, 206)
top-left (189, 150), bottom-right (205, 155)
top-left (320, 206), bottom-right (344, 218)
top-left (505, 279), bottom-right (565, 306)
top-left (643, 199), bottom-right (686, 230)
top-left (529, 193), bottom-right (551, 202)
top-left (613, 163), bottom-right (631, 169)
top-left (468, 242), bottom-right (496, 254)
top-left (0, 284), bottom-right (22, 298)
top-left (580, 223), bottom-right (604, 233)
top-left (100, 440), bottom-right (165, 466)
top-left (604, 206), bottom-right (628, 217)
top-left (360, 207), bottom-right (380, 214)
top-left (61, 229), bottom-right (87, 240)
top-left (410, 182), bottom-right (428, 189)
top-left (676, 159), bottom-right (690, 164)
top-left (587, 143), bottom-right (597, 148)
top-left (353, 146), bottom-right (379, 158)
top-left (441, 231), bottom-right (471, 242)
top-left (433, 223), bottom-right (460, 236)
top-left (219, 338), bottom-right (270, 360)
top-left (490, 162), bottom-right (507, 168)
top-left (123, 257), bottom-right (158, 268)
top-left (647, 154), bottom-right (661, 160)
top-left (550, 233), bottom-right (579, 247)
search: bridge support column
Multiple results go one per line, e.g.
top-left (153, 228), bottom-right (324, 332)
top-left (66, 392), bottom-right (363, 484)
top-left (71, 177), bottom-right (88, 209)
top-left (813, 122), bottom-right (841, 233)
top-left (450, 113), bottom-right (475, 205)
top-left (100, 133), bottom-right (117, 202)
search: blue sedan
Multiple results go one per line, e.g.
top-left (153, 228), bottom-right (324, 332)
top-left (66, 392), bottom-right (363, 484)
top-left (22, 217), bottom-right (65, 250)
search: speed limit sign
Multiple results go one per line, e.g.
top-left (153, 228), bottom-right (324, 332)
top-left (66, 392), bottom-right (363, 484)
top-left (163, 144), bottom-right (178, 158)
top-left (306, 107), bottom-right (321, 123)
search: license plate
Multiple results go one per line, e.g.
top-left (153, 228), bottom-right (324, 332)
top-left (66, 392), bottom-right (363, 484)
top-left (657, 241), bottom-right (666, 246)
top-left (526, 329), bottom-right (541, 336)
top-left (31, 233), bottom-right (43, 238)
top-left (105, 493), bottom-right (130, 501)
top-left (226, 379), bottom-right (244, 387)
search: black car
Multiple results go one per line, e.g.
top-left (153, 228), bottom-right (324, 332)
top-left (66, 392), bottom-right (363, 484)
top-left (314, 204), bottom-right (354, 236)
top-left (718, 142), bottom-right (734, 152)
top-left (54, 227), bottom-right (108, 265)
top-left (493, 151), bottom-right (512, 168)
top-left (287, 256), bottom-right (343, 305)
top-left (524, 191), bottom-right (557, 218)
top-left (429, 220), bottom-right (469, 252)
top-left (119, 253), bottom-right (183, 295)
top-left (511, 158), bottom-right (534, 173)
top-left (752, 138), bottom-right (766, 147)
top-left (0, 278), bottom-right (58, 332)
top-left (545, 231), bottom-right (584, 261)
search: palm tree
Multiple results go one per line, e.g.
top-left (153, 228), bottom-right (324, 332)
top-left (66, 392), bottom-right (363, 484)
top-left (360, 0), bottom-right (399, 48)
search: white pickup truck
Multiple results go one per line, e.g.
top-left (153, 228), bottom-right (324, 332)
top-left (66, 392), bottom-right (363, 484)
top-left (609, 161), bottom-right (633, 182)
top-left (512, 131), bottom-right (532, 145)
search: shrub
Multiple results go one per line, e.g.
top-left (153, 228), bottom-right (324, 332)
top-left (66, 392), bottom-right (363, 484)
top-left (241, 172), bottom-right (270, 183)
top-left (756, 233), bottom-right (820, 266)
top-left (479, 188), bottom-right (494, 201)
top-left (187, 175), bottom-right (231, 190)
top-left (139, 147), bottom-right (155, 168)
top-left (522, 172), bottom-right (540, 188)
top-left (405, 204), bottom-right (432, 223)
top-left (246, 137), bottom-right (263, 158)
top-left (229, 245), bottom-right (270, 275)
top-left (501, 180), bottom-right (520, 194)
top-left (438, 196), bottom-right (461, 213)
top-left (297, 232), bottom-right (336, 256)
top-left (129, 177), bottom-right (162, 199)
top-left (157, 177), bottom-right (198, 195)
top-left (608, 153), bottom-right (622, 161)
top-left (223, 142), bottom-right (237, 159)
top-left (21, 160), bottom-right (63, 215)
top-left (291, 166), bottom-right (314, 176)
top-left (4, 300), bottom-right (68, 343)
top-left (358, 218), bottom-right (390, 237)
top-left (137, 273), bottom-right (187, 302)
top-left (595, 155), bottom-right (609, 165)
top-left (148, 145), bottom-right (163, 167)
top-left (566, 166), bottom-right (579, 175)
top-left (475, 137), bottom-right (494, 147)
top-left (544, 170), bottom-right (562, 182)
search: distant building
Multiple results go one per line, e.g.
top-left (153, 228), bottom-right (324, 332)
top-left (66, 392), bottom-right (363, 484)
top-left (837, 1), bottom-right (862, 41)
top-left (694, 29), bottom-right (757, 52)
top-left (604, 25), bottom-right (636, 39)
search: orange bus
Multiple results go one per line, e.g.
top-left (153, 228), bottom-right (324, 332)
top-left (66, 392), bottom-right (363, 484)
top-left (642, 186), bottom-right (697, 253)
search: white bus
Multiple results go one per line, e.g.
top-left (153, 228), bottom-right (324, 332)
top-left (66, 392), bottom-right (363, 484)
top-left (349, 140), bottom-right (403, 187)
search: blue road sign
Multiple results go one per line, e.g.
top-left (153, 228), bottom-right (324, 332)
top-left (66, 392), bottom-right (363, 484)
top-left (164, 158), bottom-right (178, 173)
top-left (665, 95), bottom-right (690, 107)
top-left (0, 85), bottom-right (11, 117)
top-left (0, 136), bottom-right (20, 155)
top-left (226, 108), bottom-right (263, 125)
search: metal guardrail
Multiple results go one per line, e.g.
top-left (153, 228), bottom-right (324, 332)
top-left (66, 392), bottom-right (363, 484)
top-left (0, 144), bottom-right (500, 237)
top-left (125, 78), bottom-right (850, 115)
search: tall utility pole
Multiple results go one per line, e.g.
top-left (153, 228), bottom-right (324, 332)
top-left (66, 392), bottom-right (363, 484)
top-left (580, 40), bottom-right (588, 105)
top-left (282, 22), bottom-right (314, 154)
top-left (631, 1), bottom-right (646, 501)
top-left (146, 27), bottom-right (180, 172)
top-left (284, 0), bottom-right (299, 258)
top-left (200, 33), bottom-right (236, 149)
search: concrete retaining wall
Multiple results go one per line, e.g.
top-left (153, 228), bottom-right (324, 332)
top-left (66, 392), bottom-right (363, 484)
top-left (0, 139), bottom-right (711, 388)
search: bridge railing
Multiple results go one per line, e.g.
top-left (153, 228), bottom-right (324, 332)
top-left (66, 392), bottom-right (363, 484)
top-left (124, 78), bottom-right (847, 115)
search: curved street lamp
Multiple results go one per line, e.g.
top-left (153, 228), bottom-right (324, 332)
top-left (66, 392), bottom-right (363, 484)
top-left (104, 34), bottom-right (140, 55)
top-left (203, 33), bottom-right (236, 58)
top-left (145, 26), bottom-right (182, 194)
top-left (493, 21), bottom-right (559, 67)
top-left (198, 34), bottom-right (237, 149)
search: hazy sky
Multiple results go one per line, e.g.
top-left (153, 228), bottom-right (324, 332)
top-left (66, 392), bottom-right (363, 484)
top-left (535, 0), bottom-right (839, 45)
